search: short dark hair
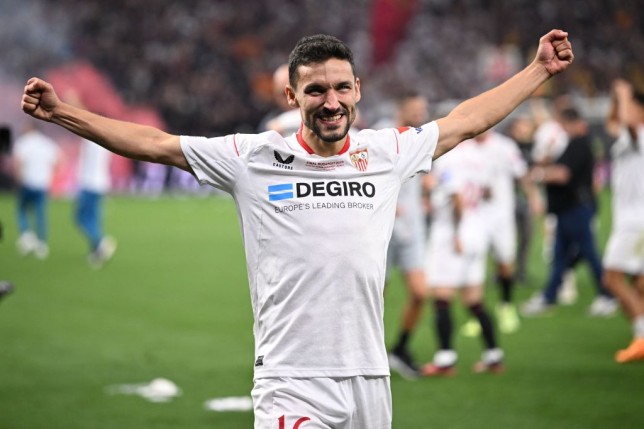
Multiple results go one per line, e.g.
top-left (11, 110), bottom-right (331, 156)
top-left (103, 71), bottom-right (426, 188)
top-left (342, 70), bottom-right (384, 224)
top-left (395, 89), bottom-right (423, 106)
top-left (288, 34), bottom-right (355, 89)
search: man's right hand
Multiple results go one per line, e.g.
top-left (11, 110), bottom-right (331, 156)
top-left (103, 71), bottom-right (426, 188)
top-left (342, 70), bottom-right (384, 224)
top-left (21, 78), bottom-right (60, 122)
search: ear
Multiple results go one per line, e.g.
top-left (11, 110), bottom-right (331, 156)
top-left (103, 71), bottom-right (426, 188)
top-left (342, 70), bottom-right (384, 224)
top-left (285, 85), bottom-right (299, 107)
top-left (355, 78), bottom-right (361, 103)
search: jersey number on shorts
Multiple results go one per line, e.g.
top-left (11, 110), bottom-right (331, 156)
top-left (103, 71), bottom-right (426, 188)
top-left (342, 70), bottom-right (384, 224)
top-left (278, 415), bottom-right (311, 429)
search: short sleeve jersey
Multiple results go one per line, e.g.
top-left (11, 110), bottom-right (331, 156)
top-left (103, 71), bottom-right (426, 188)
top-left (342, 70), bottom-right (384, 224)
top-left (479, 132), bottom-right (527, 218)
top-left (181, 123), bottom-right (438, 378)
top-left (14, 130), bottom-right (60, 190)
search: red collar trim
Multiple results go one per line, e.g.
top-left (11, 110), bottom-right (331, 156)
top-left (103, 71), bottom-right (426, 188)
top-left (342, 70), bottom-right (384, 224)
top-left (296, 124), bottom-right (351, 156)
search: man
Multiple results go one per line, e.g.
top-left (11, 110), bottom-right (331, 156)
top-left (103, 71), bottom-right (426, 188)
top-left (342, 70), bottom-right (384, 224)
top-left (258, 63), bottom-right (300, 135)
top-left (422, 139), bottom-right (504, 376)
top-left (530, 96), bottom-right (580, 305)
top-left (380, 91), bottom-right (431, 379)
top-left (75, 138), bottom-right (117, 268)
top-left (22, 30), bottom-right (573, 428)
top-left (460, 129), bottom-right (542, 336)
top-left (603, 79), bottom-right (644, 363)
top-left (522, 107), bottom-right (617, 317)
top-left (13, 121), bottom-right (61, 259)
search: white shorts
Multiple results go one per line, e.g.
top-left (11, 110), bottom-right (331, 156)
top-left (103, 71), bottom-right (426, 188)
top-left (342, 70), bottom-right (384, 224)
top-left (252, 376), bottom-right (392, 429)
top-left (485, 216), bottom-right (517, 265)
top-left (425, 227), bottom-right (486, 287)
top-left (386, 226), bottom-right (425, 274)
top-left (603, 228), bottom-right (644, 275)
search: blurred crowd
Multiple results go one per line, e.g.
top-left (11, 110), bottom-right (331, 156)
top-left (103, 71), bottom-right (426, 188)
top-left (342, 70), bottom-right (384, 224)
top-left (1, 0), bottom-right (641, 137)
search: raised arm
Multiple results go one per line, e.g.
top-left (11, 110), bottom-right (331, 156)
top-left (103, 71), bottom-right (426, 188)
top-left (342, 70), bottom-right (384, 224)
top-left (606, 79), bottom-right (641, 140)
top-left (434, 29), bottom-right (574, 159)
top-left (21, 77), bottom-right (191, 172)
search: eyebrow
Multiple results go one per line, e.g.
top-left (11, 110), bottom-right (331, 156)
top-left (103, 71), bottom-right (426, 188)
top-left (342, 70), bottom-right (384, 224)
top-left (303, 80), bottom-right (354, 93)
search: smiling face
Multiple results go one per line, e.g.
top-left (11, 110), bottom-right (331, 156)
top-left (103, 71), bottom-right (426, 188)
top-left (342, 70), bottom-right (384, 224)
top-left (286, 58), bottom-right (361, 155)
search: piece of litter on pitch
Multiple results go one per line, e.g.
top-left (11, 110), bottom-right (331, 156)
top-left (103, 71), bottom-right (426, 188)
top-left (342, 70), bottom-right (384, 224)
top-left (204, 396), bottom-right (253, 412)
top-left (105, 378), bottom-right (182, 403)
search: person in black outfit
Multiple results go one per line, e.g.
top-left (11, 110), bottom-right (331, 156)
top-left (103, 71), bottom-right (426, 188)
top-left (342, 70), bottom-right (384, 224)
top-left (523, 108), bottom-right (616, 315)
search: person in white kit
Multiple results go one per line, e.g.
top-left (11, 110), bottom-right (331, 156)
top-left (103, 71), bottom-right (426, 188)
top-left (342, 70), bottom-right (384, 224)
top-left (75, 138), bottom-right (117, 268)
top-left (13, 121), bottom-right (61, 259)
top-left (603, 79), bottom-right (644, 363)
top-left (460, 129), bottom-right (542, 336)
top-left (422, 139), bottom-right (504, 376)
top-left (21, 30), bottom-right (574, 428)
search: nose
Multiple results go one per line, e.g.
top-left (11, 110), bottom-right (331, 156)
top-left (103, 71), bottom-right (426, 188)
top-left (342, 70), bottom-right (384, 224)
top-left (324, 90), bottom-right (340, 111)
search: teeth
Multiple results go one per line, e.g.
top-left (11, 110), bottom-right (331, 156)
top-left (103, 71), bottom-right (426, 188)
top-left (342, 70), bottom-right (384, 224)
top-left (322, 114), bottom-right (342, 121)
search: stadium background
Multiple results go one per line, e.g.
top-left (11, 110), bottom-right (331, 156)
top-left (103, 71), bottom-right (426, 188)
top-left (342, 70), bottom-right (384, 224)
top-left (1, 0), bottom-right (643, 428)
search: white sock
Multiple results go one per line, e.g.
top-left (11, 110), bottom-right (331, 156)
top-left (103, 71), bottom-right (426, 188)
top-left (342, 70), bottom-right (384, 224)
top-left (633, 316), bottom-right (644, 339)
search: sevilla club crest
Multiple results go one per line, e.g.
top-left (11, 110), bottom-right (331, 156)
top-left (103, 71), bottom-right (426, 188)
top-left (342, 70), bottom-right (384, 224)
top-left (349, 148), bottom-right (369, 172)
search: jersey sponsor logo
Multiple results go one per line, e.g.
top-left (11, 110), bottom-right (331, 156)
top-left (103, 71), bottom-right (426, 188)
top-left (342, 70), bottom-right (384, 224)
top-left (254, 355), bottom-right (264, 367)
top-left (273, 151), bottom-right (295, 170)
top-left (268, 183), bottom-right (294, 201)
top-left (268, 180), bottom-right (376, 202)
top-left (349, 148), bottom-right (369, 172)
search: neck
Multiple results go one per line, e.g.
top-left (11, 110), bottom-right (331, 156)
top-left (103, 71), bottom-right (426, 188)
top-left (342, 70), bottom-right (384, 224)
top-left (298, 126), bottom-right (348, 157)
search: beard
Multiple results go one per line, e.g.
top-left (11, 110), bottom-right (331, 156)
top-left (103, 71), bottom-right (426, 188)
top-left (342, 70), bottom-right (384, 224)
top-left (305, 108), bottom-right (354, 144)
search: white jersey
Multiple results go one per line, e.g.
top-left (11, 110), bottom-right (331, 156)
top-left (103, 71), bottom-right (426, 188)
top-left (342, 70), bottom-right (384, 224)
top-left (476, 132), bottom-right (526, 263)
top-left (14, 130), bottom-right (60, 190)
top-left (609, 125), bottom-right (644, 230)
top-left (425, 142), bottom-right (492, 286)
top-left (477, 132), bottom-right (527, 218)
top-left (77, 139), bottom-right (112, 193)
top-left (181, 123), bottom-right (438, 379)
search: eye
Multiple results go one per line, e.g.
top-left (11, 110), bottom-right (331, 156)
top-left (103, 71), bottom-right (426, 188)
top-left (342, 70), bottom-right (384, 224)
top-left (305, 85), bottom-right (325, 96)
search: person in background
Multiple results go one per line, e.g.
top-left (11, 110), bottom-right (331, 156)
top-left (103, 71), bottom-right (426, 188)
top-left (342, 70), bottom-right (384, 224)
top-left (460, 128), bottom-right (543, 337)
top-left (62, 92), bottom-right (118, 268)
top-left (603, 79), bottom-right (644, 363)
top-left (530, 96), bottom-right (580, 305)
top-left (258, 63), bottom-right (300, 136)
top-left (13, 121), bottom-right (61, 259)
top-left (522, 107), bottom-right (617, 317)
top-left (75, 137), bottom-right (117, 268)
top-left (421, 139), bottom-right (504, 376)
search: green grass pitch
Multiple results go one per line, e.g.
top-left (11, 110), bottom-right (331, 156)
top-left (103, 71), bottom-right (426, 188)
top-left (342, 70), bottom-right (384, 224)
top-left (0, 191), bottom-right (642, 429)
